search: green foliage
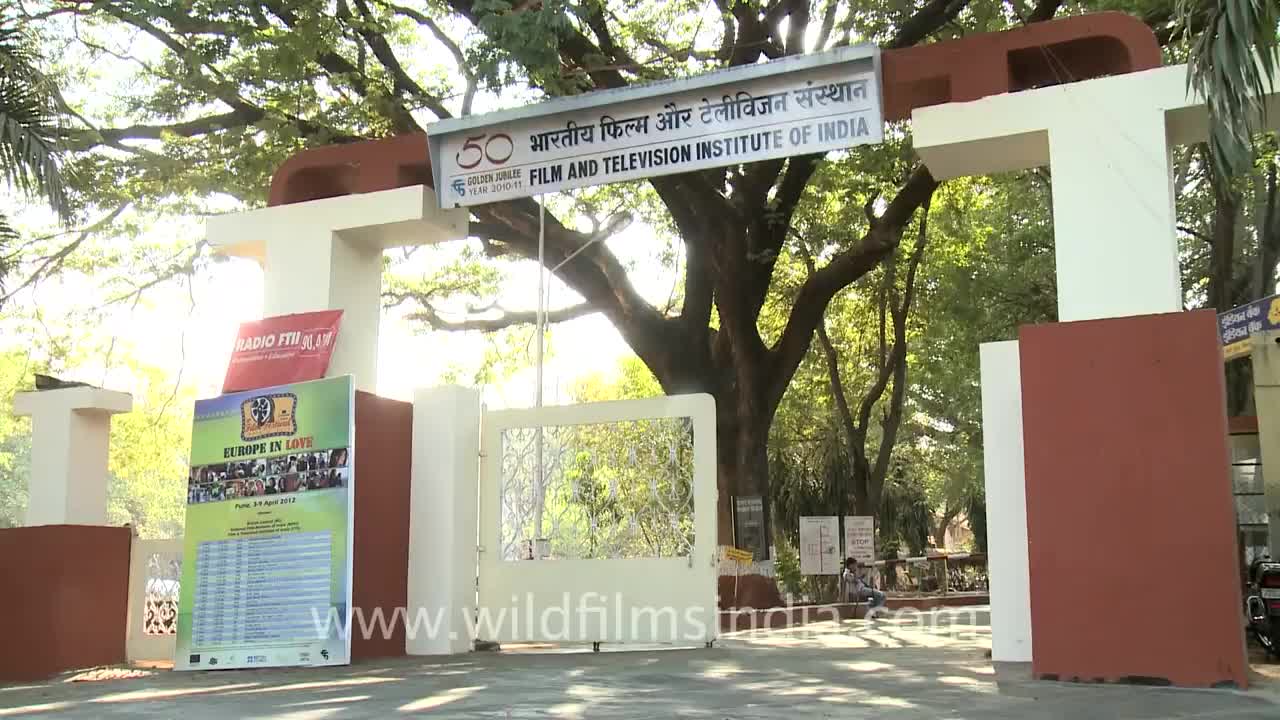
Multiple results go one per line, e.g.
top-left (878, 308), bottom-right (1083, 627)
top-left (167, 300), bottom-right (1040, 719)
top-left (768, 166), bottom-right (1058, 551)
top-left (770, 434), bottom-right (850, 547)
top-left (878, 469), bottom-right (932, 557)
top-left (571, 356), bottom-right (662, 402)
top-left (0, 12), bottom-right (68, 218)
top-left (106, 362), bottom-right (194, 539)
top-left (966, 491), bottom-right (988, 554)
top-left (772, 534), bottom-right (804, 598)
top-left (0, 9), bottom-right (72, 291)
top-left (533, 417), bottom-right (695, 559)
top-left (0, 349), bottom-right (37, 527)
top-left (1183, 0), bottom-right (1279, 180)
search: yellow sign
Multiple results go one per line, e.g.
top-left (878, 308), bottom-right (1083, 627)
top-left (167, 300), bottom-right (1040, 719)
top-left (240, 393), bottom-right (298, 441)
top-left (725, 547), bottom-right (754, 564)
top-left (1223, 339), bottom-right (1252, 361)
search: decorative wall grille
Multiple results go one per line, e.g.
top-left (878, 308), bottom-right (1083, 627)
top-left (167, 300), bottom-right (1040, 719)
top-left (143, 551), bottom-right (181, 636)
top-left (500, 416), bottom-right (695, 561)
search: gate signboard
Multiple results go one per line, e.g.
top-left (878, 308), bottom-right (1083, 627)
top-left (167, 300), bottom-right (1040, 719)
top-left (428, 46), bottom-right (882, 208)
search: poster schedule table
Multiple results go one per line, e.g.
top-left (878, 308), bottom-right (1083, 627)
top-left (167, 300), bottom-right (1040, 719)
top-left (191, 531), bottom-right (333, 647)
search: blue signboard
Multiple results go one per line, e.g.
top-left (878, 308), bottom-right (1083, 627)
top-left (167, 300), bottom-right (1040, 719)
top-left (1219, 294), bottom-right (1280, 360)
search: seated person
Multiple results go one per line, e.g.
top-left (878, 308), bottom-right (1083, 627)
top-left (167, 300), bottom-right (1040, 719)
top-left (841, 557), bottom-right (887, 618)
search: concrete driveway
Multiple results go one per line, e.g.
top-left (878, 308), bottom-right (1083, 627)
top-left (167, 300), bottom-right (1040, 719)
top-left (1, 610), bottom-right (1276, 718)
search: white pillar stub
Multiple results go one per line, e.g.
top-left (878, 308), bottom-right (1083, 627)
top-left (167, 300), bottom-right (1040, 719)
top-left (13, 387), bottom-right (132, 526)
top-left (978, 341), bottom-right (1033, 664)
top-left (205, 186), bottom-right (469, 392)
top-left (406, 385), bottom-right (481, 655)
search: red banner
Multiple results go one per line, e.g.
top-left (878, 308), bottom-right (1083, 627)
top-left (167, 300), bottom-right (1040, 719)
top-left (222, 311), bottom-right (343, 393)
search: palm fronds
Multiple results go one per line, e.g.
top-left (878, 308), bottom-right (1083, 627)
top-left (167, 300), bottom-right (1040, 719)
top-left (1184, 0), bottom-right (1280, 180)
top-left (0, 15), bottom-right (67, 221)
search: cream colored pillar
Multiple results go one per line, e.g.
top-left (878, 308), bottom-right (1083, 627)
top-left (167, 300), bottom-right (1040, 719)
top-left (13, 386), bottom-right (132, 526)
top-left (205, 186), bottom-right (469, 393)
top-left (1249, 331), bottom-right (1280, 552)
top-left (979, 341), bottom-right (1033, 663)
top-left (406, 385), bottom-right (481, 655)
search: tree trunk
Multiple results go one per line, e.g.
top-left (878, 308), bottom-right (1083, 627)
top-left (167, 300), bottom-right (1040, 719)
top-left (1208, 150), bottom-right (1240, 313)
top-left (933, 506), bottom-right (959, 549)
top-left (850, 453), bottom-right (872, 516)
top-left (714, 393), bottom-right (772, 549)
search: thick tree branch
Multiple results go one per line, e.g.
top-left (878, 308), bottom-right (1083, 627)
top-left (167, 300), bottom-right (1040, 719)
top-left (871, 198), bottom-right (931, 486)
top-left (0, 203), bottom-right (131, 305)
top-left (1026, 0), bottom-right (1064, 24)
top-left (83, 105), bottom-right (356, 148)
top-left (782, 0), bottom-right (810, 56)
top-left (767, 166), bottom-right (938, 406)
top-left (384, 2), bottom-right (478, 114)
top-left (583, 3), bottom-right (638, 70)
top-left (469, 197), bottom-right (672, 345)
top-left (714, 0), bottom-right (784, 65)
top-left (888, 0), bottom-right (973, 49)
top-left (77, 5), bottom-right (354, 146)
top-left (93, 111), bottom-right (247, 143)
top-left (351, 0), bottom-right (452, 118)
top-left (681, 233), bottom-right (715, 333)
top-left (815, 319), bottom-right (862, 443)
top-left (797, 242), bottom-right (864, 457)
top-left (395, 298), bottom-right (597, 331)
top-left (814, 0), bottom-right (840, 50)
top-left (264, 0), bottom-right (422, 131)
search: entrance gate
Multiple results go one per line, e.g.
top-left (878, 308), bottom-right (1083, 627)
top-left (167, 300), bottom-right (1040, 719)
top-left (476, 394), bottom-right (718, 645)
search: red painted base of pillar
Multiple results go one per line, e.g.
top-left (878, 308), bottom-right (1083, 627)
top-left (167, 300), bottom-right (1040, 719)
top-left (1019, 310), bottom-right (1248, 688)
top-left (0, 525), bottom-right (132, 682)
top-left (350, 392), bottom-right (413, 660)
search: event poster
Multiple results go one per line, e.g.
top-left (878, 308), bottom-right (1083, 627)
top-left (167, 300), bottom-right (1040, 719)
top-left (175, 375), bottom-right (355, 671)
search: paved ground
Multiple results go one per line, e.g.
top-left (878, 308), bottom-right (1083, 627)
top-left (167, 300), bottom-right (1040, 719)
top-left (2, 610), bottom-right (1277, 718)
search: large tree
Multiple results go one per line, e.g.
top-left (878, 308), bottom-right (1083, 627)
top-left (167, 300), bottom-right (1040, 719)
top-left (14, 0), bottom-right (1226, 542)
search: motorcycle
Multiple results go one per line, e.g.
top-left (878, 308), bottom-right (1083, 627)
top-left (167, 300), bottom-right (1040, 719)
top-left (1245, 556), bottom-right (1280, 661)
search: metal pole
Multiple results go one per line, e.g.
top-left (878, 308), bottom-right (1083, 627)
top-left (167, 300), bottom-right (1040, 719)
top-left (536, 194), bottom-right (545, 410)
top-left (533, 195), bottom-right (546, 552)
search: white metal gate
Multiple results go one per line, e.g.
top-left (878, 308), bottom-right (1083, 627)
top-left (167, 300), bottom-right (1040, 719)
top-left (477, 394), bottom-right (718, 645)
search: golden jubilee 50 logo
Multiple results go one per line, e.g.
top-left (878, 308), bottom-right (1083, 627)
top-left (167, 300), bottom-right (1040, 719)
top-left (240, 393), bottom-right (298, 441)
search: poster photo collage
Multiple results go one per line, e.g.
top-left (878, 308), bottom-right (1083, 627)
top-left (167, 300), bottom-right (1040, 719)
top-left (187, 447), bottom-right (350, 505)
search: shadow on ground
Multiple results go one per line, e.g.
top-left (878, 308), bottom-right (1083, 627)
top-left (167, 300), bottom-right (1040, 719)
top-left (0, 612), bottom-right (1276, 719)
